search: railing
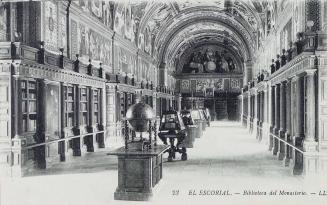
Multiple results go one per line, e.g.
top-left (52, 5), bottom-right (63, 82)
top-left (270, 133), bottom-right (303, 153)
top-left (269, 132), bottom-right (303, 175)
top-left (241, 120), bottom-right (304, 175)
top-left (0, 42), bottom-right (104, 78)
top-left (21, 131), bottom-right (105, 150)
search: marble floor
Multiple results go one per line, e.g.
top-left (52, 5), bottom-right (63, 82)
top-left (1, 121), bottom-right (326, 205)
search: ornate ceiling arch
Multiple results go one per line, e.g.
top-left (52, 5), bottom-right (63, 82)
top-left (124, 0), bottom-right (266, 75)
top-left (153, 7), bottom-right (260, 68)
top-left (163, 22), bottom-right (248, 70)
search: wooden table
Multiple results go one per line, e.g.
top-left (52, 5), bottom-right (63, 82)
top-left (107, 144), bottom-right (169, 201)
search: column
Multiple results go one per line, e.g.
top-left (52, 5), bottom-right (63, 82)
top-left (243, 94), bottom-right (248, 126)
top-left (284, 79), bottom-right (292, 166)
top-left (259, 92), bottom-right (263, 140)
top-left (253, 91), bottom-right (258, 137)
top-left (159, 63), bottom-right (167, 87)
top-left (175, 93), bottom-right (181, 111)
top-left (59, 82), bottom-right (66, 161)
top-left (247, 90), bottom-right (251, 130)
top-left (240, 93), bottom-right (244, 124)
top-left (260, 91), bottom-right (264, 141)
top-left (295, 76), bottom-right (305, 140)
top-left (251, 94), bottom-right (254, 133)
top-left (293, 75), bottom-right (304, 175)
top-left (244, 61), bottom-right (253, 86)
top-left (290, 76), bottom-right (298, 168)
top-left (303, 70), bottom-right (317, 151)
top-left (256, 92), bottom-right (260, 140)
top-left (263, 88), bottom-right (269, 144)
top-left (105, 84), bottom-right (117, 148)
top-left (35, 79), bottom-right (46, 168)
top-left (273, 84), bottom-right (280, 155)
top-left (269, 85), bottom-right (275, 151)
top-left (72, 86), bottom-right (81, 156)
top-left (278, 82), bottom-right (286, 160)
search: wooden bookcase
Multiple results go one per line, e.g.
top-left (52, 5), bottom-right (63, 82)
top-left (21, 80), bottom-right (37, 133)
top-left (63, 85), bottom-right (75, 128)
top-left (79, 87), bottom-right (89, 126)
top-left (93, 88), bottom-right (100, 125)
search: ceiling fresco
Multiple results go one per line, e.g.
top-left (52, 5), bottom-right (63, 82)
top-left (108, 0), bottom-right (272, 75)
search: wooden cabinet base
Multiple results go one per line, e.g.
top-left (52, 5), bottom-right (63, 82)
top-left (108, 144), bottom-right (169, 201)
top-left (114, 190), bottom-right (153, 201)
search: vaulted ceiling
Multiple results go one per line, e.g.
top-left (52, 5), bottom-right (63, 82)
top-left (125, 0), bottom-right (270, 73)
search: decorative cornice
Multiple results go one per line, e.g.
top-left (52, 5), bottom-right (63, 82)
top-left (12, 61), bottom-right (105, 88)
top-left (116, 83), bottom-right (137, 93)
top-left (175, 73), bottom-right (243, 79)
top-left (268, 52), bottom-right (317, 85)
top-left (255, 81), bottom-right (268, 92)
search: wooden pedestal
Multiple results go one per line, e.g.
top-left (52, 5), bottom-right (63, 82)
top-left (108, 145), bottom-right (169, 201)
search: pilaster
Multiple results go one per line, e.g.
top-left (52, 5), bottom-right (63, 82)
top-left (269, 85), bottom-right (275, 151)
top-left (253, 90), bottom-right (258, 138)
top-left (278, 81), bottom-right (286, 161)
top-left (105, 83), bottom-right (119, 148)
top-left (303, 69), bottom-right (318, 152)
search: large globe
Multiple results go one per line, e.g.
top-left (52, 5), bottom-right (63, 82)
top-left (126, 102), bottom-right (155, 132)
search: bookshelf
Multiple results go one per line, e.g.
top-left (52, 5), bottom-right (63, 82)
top-left (64, 85), bottom-right (75, 128)
top-left (80, 87), bottom-right (89, 126)
top-left (21, 80), bottom-right (37, 133)
top-left (93, 89), bottom-right (100, 124)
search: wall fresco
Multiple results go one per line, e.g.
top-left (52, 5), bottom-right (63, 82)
top-left (0, 5), bottom-right (6, 41)
top-left (44, 1), bottom-right (58, 52)
top-left (77, 23), bottom-right (112, 66)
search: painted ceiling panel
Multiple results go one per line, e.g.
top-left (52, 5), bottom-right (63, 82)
top-left (108, 0), bottom-right (268, 75)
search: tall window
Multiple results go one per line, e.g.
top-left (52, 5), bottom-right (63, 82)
top-left (80, 87), bottom-right (89, 125)
top-left (64, 85), bottom-right (75, 128)
top-left (21, 80), bottom-right (37, 133)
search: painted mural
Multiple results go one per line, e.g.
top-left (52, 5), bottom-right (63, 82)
top-left (44, 1), bottom-right (58, 52)
top-left (78, 23), bottom-right (112, 66)
top-left (182, 48), bottom-right (239, 74)
top-left (113, 3), bottom-right (138, 43)
top-left (114, 5), bottom-right (125, 37)
top-left (59, 15), bottom-right (67, 53)
top-left (78, 0), bottom-right (111, 28)
top-left (0, 4), bottom-right (6, 41)
top-left (140, 4), bottom-right (173, 55)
